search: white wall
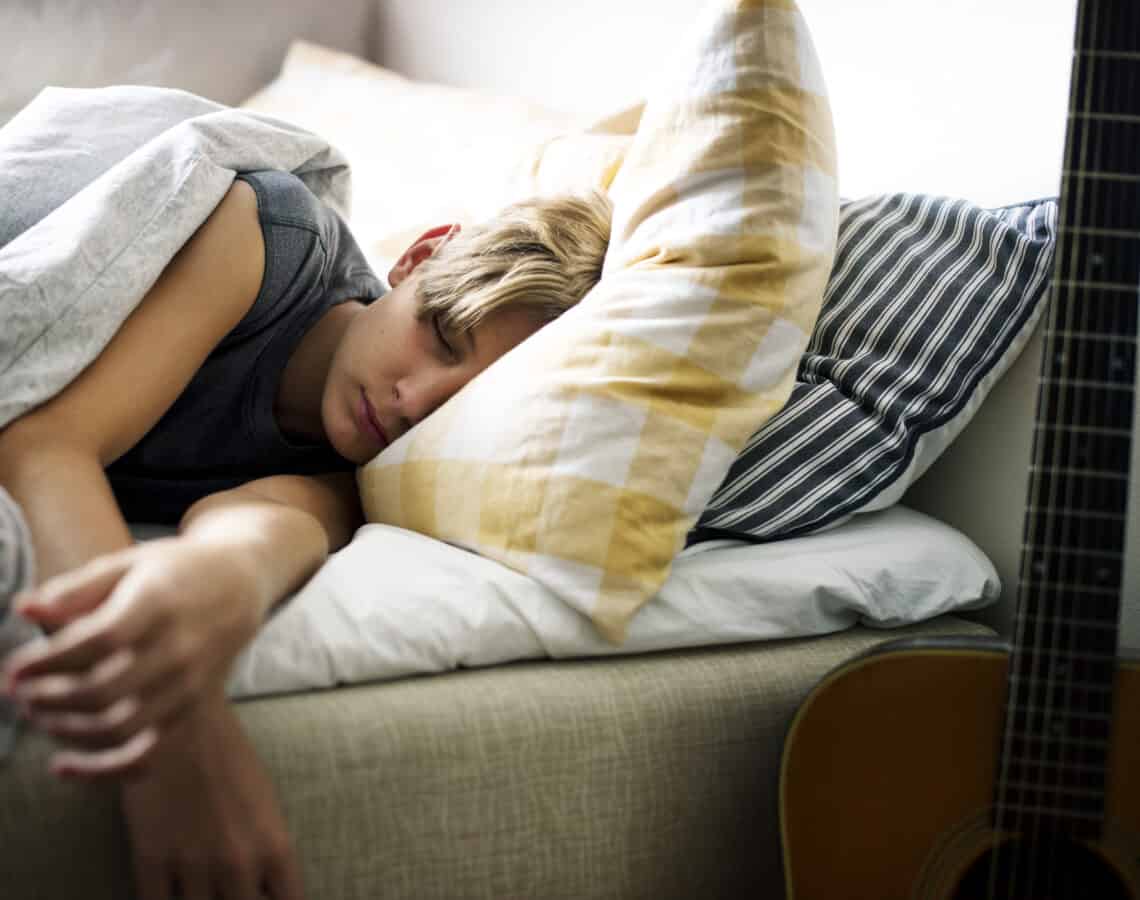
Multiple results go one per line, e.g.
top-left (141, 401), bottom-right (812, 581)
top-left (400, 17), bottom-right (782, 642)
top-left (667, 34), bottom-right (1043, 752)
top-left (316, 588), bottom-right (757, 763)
top-left (0, 0), bottom-right (375, 124)
top-left (375, 0), bottom-right (1078, 206)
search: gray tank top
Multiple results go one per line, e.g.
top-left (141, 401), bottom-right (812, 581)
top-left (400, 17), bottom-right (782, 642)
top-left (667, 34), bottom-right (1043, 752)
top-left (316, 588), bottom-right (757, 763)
top-left (108, 170), bottom-right (386, 523)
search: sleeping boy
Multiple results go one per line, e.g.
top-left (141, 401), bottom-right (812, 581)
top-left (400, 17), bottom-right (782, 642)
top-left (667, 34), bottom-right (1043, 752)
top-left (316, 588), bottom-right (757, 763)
top-left (0, 171), bottom-right (612, 899)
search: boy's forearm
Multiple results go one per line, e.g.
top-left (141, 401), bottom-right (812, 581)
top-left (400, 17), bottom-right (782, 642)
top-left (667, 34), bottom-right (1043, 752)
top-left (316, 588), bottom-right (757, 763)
top-left (179, 493), bottom-right (332, 619)
top-left (0, 434), bottom-right (134, 583)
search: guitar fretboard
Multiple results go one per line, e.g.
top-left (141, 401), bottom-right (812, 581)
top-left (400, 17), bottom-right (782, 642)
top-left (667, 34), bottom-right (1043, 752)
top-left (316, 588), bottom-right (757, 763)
top-left (996, 0), bottom-right (1140, 837)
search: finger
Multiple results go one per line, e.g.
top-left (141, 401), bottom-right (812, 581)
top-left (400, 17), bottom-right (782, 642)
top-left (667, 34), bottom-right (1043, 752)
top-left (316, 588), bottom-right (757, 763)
top-left (30, 694), bottom-right (142, 747)
top-left (50, 726), bottom-right (158, 781)
top-left (14, 646), bottom-right (136, 713)
top-left (264, 849), bottom-right (307, 900)
top-left (32, 670), bottom-right (193, 749)
top-left (18, 633), bottom-right (190, 718)
top-left (3, 588), bottom-right (156, 686)
top-left (15, 553), bottom-right (132, 626)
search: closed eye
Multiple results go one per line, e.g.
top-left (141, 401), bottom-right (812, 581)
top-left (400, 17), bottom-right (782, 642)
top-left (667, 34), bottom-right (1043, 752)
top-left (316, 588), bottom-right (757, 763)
top-left (431, 313), bottom-right (457, 360)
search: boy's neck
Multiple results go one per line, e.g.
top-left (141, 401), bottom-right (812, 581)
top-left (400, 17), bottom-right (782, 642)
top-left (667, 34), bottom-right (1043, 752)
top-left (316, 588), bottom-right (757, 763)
top-left (275, 301), bottom-right (364, 443)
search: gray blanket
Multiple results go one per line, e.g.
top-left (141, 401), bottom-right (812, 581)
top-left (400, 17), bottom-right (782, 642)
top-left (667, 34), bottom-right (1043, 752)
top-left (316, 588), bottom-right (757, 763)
top-left (0, 86), bottom-right (353, 754)
top-left (0, 84), bottom-right (352, 430)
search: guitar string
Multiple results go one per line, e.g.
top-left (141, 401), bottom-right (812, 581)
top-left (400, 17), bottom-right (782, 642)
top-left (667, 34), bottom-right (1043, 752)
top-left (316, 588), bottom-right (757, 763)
top-left (1052, 2), bottom-right (1107, 890)
top-left (1068, 9), bottom-right (1131, 896)
top-left (1002, 3), bottom-right (1099, 897)
top-left (1044, 4), bottom-right (1088, 891)
top-left (1068, 8), bottom-right (1112, 893)
top-left (1069, 10), bottom-right (1136, 897)
top-left (1033, 18), bottom-right (1080, 883)
top-left (1048, 7), bottom-right (1089, 891)
top-left (1056, 1), bottom-right (1109, 893)
top-left (1054, 4), bottom-right (1133, 896)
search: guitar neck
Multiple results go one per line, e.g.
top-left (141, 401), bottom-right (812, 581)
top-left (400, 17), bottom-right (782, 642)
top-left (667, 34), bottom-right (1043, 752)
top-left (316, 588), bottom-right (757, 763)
top-left (997, 0), bottom-right (1140, 837)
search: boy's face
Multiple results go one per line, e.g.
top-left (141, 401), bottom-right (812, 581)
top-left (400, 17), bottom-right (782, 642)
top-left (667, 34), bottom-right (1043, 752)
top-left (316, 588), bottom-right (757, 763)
top-left (321, 269), bottom-right (543, 465)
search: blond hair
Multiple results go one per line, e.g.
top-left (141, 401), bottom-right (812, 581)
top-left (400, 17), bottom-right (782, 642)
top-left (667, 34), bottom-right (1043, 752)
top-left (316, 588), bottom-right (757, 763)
top-left (414, 190), bottom-right (613, 335)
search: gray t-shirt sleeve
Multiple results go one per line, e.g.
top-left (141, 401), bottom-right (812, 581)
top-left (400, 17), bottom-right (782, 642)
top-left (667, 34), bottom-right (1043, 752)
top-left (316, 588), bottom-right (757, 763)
top-left (233, 170), bottom-right (384, 340)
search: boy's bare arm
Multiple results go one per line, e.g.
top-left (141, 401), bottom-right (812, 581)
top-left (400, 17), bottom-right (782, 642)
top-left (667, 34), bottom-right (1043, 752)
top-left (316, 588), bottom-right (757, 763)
top-left (0, 179), bottom-right (263, 582)
top-left (177, 471), bottom-right (364, 618)
top-left (0, 180), bottom-right (309, 899)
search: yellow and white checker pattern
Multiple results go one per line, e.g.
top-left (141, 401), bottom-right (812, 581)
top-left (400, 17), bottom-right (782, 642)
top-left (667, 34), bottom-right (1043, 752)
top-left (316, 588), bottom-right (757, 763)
top-left (359, 0), bottom-right (838, 644)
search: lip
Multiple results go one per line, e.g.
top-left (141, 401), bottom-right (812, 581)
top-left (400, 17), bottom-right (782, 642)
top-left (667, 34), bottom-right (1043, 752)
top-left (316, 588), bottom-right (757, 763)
top-left (357, 389), bottom-right (389, 448)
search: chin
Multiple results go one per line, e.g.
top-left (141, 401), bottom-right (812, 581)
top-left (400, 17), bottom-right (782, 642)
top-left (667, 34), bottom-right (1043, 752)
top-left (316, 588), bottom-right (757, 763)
top-left (331, 426), bottom-right (369, 466)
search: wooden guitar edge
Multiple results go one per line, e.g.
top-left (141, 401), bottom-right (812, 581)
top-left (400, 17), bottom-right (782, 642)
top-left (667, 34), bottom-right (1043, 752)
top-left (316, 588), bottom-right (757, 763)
top-left (778, 634), bottom-right (1140, 900)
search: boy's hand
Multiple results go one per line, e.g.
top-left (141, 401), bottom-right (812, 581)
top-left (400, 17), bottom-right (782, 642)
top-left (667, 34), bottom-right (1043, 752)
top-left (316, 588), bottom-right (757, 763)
top-left (121, 690), bottom-right (305, 900)
top-left (0, 535), bottom-right (267, 777)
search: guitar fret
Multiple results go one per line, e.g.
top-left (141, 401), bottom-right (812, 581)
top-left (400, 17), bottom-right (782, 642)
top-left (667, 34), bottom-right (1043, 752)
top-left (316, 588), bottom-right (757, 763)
top-left (996, 805), bottom-right (1103, 821)
top-left (1069, 46), bottom-right (1140, 116)
top-left (1026, 477), bottom-right (1129, 517)
top-left (1007, 733), bottom-right (1110, 754)
top-left (1003, 793), bottom-right (1106, 812)
top-left (1026, 505), bottom-right (1125, 521)
top-left (1012, 647), bottom-right (1117, 670)
top-left (1008, 710), bottom-right (1114, 728)
top-left (1032, 426), bottom-right (1132, 472)
top-left (1050, 322), bottom-right (1140, 335)
top-left (1021, 543), bottom-right (1122, 559)
top-left (1016, 611), bottom-right (1121, 629)
top-left (1058, 225), bottom-right (1140, 239)
top-left (1074, 49), bottom-right (1140, 61)
top-left (1010, 650), bottom-right (1120, 672)
top-left (1038, 377), bottom-right (1134, 392)
top-left (1004, 757), bottom-right (1108, 775)
top-left (1048, 331), bottom-right (1138, 347)
top-left (1028, 464), bottom-right (1127, 480)
top-left (1063, 110), bottom-right (1140, 177)
top-left (1025, 522), bottom-right (1126, 556)
top-left (1020, 554), bottom-right (1123, 591)
top-left (1034, 423), bottom-right (1130, 436)
top-left (1069, 111), bottom-right (1140, 125)
top-left (1011, 641), bottom-right (1120, 659)
top-left (1003, 781), bottom-right (1106, 800)
top-left (1010, 682), bottom-right (1117, 701)
top-left (1008, 669), bottom-right (1116, 690)
top-left (1051, 289), bottom-right (1140, 309)
top-left (1019, 580), bottom-right (1121, 598)
top-left (1046, 340), bottom-right (1140, 372)
top-left (1062, 169), bottom-right (1140, 180)
top-left (1053, 231), bottom-right (1140, 284)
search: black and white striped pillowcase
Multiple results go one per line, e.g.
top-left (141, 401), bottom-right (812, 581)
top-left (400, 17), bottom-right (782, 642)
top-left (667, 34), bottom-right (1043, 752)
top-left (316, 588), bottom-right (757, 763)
top-left (689, 193), bottom-right (1058, 545)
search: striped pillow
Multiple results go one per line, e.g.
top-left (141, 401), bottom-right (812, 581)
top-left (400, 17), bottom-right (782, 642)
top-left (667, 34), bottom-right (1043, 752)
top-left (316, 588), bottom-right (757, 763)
top-left (690, 193), bottom-right (1057, 544)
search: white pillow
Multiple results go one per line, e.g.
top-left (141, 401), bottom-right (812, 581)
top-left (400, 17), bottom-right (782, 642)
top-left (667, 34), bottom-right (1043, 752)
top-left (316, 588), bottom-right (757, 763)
top-left (224, 505), bottom-right (998, 699)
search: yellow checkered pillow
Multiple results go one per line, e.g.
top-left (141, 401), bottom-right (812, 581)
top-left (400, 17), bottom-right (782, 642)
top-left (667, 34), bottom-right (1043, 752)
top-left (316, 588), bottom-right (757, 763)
top-left (358, 0), bottom-right (838, 643)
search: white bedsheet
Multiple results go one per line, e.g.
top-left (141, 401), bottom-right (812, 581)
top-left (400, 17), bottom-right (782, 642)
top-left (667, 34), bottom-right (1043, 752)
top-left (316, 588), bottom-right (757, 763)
top-left (218, 505), bottom-right (999, 699)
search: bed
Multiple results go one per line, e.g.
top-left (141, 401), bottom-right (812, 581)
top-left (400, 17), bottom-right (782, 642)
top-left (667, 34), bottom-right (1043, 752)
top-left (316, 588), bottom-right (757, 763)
top-left (3, 1), bottom-right (1122, 898)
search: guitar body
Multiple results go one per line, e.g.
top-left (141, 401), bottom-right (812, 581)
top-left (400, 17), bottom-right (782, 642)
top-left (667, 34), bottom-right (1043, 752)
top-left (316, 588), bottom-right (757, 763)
top-left (780, 636), bottom-right (1140, 899)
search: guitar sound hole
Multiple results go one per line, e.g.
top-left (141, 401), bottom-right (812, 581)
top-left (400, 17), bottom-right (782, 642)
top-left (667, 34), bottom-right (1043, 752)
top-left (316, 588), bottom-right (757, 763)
top-left (952, 835), bottom-right (1130, 899)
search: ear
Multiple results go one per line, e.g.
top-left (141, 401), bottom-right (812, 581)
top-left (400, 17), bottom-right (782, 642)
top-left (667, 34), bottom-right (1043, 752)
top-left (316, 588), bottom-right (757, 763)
top-left (387, 223), bottom-right (461, 288)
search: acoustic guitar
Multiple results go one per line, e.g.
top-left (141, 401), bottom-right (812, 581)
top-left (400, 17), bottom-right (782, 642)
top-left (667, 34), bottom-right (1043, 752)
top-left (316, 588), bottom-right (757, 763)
top-left (778, 1), bottom-right (1140, 897)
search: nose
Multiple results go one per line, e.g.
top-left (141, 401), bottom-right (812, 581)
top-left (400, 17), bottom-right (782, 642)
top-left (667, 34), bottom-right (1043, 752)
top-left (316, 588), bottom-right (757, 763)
top-left (394, 367), bottom-right (467, 428)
